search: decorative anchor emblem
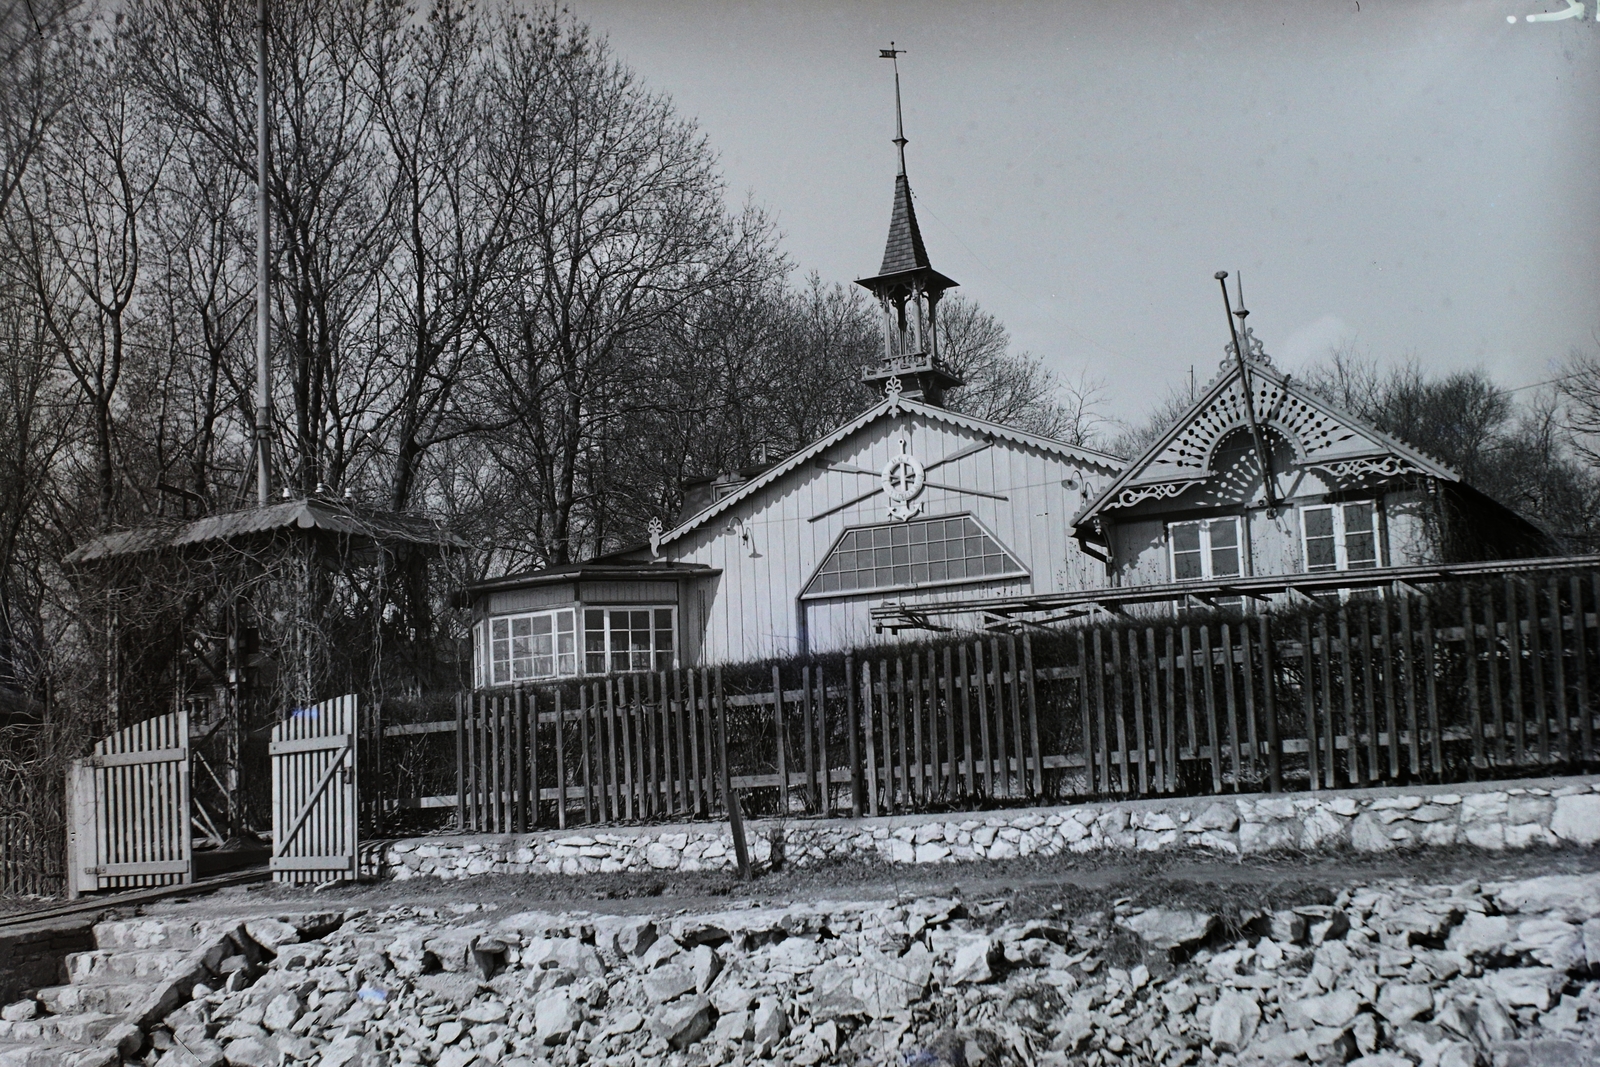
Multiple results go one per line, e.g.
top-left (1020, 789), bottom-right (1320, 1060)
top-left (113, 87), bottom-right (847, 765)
top-left (880, 432), bottom-right (926, 521)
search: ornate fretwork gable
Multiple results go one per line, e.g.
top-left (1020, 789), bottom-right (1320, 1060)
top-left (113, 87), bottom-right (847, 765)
top-left (1136, 368), bottom-right (1370, 485)
top-left (1075, 354), bottom-right (1458, 527)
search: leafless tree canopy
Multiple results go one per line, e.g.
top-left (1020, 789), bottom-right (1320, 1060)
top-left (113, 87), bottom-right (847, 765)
top-left (0, 2), bottom-right (1091, 733)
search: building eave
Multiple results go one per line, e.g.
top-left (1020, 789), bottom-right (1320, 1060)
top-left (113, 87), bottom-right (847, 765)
top-left (656, 397), bottom-right (1125, 551)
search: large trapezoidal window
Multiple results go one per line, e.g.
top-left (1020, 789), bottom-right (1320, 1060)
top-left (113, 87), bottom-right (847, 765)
top-left (804, 515), bottom-right (1027, 598)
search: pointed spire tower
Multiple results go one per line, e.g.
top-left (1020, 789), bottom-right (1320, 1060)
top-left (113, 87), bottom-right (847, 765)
top-left (858, 44), bottom-right (962, 407)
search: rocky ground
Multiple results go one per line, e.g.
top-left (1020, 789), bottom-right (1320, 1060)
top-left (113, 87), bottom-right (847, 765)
top-left (5, 857), bottom-right (1598, 1067)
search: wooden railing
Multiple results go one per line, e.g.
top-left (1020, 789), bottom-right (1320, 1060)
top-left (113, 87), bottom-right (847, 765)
top-left (372, 566), bottom-right (1600, 833)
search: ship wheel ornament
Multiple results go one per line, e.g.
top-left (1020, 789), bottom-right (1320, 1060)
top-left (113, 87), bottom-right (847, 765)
top-left (880, 448), bottom-right (926, 521)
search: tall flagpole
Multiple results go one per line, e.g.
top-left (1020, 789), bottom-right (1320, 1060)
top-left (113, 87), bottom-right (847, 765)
top-left (255, 0), bottom-right (272, 506)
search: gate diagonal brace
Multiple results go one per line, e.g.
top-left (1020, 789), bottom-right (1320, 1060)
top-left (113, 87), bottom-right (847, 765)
top-left (274, 744), bottom-right (350, 858)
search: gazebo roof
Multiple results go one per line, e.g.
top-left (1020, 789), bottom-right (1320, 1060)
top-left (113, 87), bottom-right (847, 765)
top-left (63, 497), bottom-right (466, 565)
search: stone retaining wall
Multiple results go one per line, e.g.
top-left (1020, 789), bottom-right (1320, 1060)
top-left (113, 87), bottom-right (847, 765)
top-left (382, 775), bottom-right (1600, 881)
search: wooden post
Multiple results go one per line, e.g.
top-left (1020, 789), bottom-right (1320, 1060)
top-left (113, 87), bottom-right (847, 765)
top-left (1338, 608), bottom-right (1361, 786)
top-left (716, 668), bottom-right (750, 878)
top-left (976, 641), bottom-right (995, 796)
top-left (910, 655), bottom-right (925, 802)
top-left (1023, 635), bottom-right (1043, 797)
top-left (816, 665), bottom-right (830, 814)
top-left (861, 658), bottom-right (879, 817)
top-left (846, 653), bottom-right (863, 817)
top-left (1260, 614), bottom-right (1279, 793)
top-left (700, 668), bottom-right (717, 809)
top-left (515, 686), bottom-right (529, 833)
top-left (990, 637), bottom-right (1011, 797)
top-left (1302, 615), bottom-right (1319, 791)
top-left (454, 692), bottom-right (465, 832)
top-left (1398, 595), bottom-right (1421, 777)
top-left (879, 659), bottom-right (894, 808)
top-left (894, 657), bottom-right (910, 807)
top-left (1379, 596), bottom-right (1401, 776)
top-left (1547, 576), bottom-right (1570, 763)
top-left (579, 684), bottom-right (594, 824)
top-left (1421, 596), bottom-right (1443, 778)
top-left (1165, 628), bottom-right (1180, 791)
top-left (1129, 629), bottom-right (1149, 794)
top-left (1359, 604), bottom-right (1381, 780)
top-left (802, 665), bottom-right (817, 810)
top-left (687, 669), bottom-right (703, 816)
top-left (1318, 613), bottom-right (1337, 789)
top-left (1221, 622), bottom-right (1240, 791)
top-left (1146, 628), bottom-right (1166, 792)
top-left (1485, 588), bottom-right (1507, 766)
top-left (1462, 589), bottom-right (1486, 772)
top-left (1111, 628), bottom-right (1129, 793)
top-left (1007, 635), bottom-right (1028, 798)
top-left (1235, 624), bottom-right (1257, 783)
top-left (1077, 631), bottom-right (1094, 795)
top-left (1200, 623), bottom-right (1223, 793)
top-left (771, 666), bottom-right (788, 813)
top-left (1578, 576), bottom-right (1597, 766)
top-left (1525, 581), bottom-right (1550, 765)
top-left (554, 689), bottom-right (567, 830)
top-left (960, 642), bottom-right (976, 795)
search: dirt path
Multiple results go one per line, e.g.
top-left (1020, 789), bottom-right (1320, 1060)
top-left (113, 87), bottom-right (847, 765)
top-left (141, 846), bottom-right (1600, 927)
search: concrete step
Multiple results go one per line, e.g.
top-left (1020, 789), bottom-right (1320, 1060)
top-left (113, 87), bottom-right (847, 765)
top-left (0, 1042), bottom-right (117, 1067)
top-left (0, 1015), bottom-right (121, 1045)
top-left (63, 949), bottom-right (192, 984)
top-left (91, 918), bottom-right (227, 953)
top-left (35, 982), bottom-right (146, 1018)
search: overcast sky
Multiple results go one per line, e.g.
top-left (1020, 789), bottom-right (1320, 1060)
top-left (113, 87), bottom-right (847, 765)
top-left (570, 0), bottom-right (1600, 427)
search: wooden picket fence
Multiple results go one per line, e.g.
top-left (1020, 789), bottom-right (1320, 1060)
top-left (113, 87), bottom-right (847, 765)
top-left (392, 570), bottom-right (1600, 832)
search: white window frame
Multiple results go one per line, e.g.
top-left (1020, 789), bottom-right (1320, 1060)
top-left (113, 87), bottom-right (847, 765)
top-left (1301, 501), bottom-right (1382, 573)
top-left (1168, 516), bottom-right (1244, 581)
top-left (481, 608), bottom-right (578, 687)
top-left (583, 606), bottom-right (678, 675)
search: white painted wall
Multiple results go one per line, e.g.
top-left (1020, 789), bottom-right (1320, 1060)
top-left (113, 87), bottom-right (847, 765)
top-left (659, 411), bottom-right (1118, 664)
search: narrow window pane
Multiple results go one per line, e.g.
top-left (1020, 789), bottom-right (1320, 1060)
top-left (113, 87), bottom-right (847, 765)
top-left (1343, 503), bottom-right (1378, 568)
top-left (1209, 519), bottom-right (1241, 578)
top-left (1302, 506), bottom-right (1336, 572)
top-left (1171, 522), bottom-right (1203, 580)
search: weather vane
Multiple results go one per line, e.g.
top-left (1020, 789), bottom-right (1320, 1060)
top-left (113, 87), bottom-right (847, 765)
top-left (879, 42), bottom-right (909, 176)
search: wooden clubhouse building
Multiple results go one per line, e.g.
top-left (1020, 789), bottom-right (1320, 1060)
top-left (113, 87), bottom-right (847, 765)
top-left (465, 114), bottom-right (1550, 690)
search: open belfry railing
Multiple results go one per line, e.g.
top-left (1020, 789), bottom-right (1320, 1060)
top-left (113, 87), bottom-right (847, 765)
top-left (368, 563), bottom-right (1600, 834)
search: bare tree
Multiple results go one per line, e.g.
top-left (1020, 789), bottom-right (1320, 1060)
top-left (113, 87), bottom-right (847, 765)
top-left (475, 12), bottom-right (780, 566)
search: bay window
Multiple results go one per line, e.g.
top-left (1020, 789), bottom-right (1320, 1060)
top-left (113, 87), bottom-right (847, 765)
top-left (484, 608), bottom-right (577, 685)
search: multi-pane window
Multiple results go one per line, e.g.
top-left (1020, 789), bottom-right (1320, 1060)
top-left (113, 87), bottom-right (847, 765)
top-left (1302, 502), bottom-right (1380, 572)
top-left (803, 515), bottom-right (1026, 598)
top-left (1169, 517), bottom-right (1243, 581)
top-left (584, 607), bottom-right (675, 674)
top-left (482, 609), bottom-right (577, 686)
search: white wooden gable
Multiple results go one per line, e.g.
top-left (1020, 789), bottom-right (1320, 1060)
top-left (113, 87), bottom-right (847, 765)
top-left (645, 394), bottom-right (1123, 662)
top-left (1079, 354), bottom-right (1457, 523)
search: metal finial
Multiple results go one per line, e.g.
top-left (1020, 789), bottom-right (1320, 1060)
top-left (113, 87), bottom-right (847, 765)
top-left (880, 43), bottom-right (908, 176)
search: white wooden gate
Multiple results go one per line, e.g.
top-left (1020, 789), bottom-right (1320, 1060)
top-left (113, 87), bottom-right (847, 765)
top-left (66, 710), bottom-right (193, 897)
top-left (270, 694), bottom-right (359, 884)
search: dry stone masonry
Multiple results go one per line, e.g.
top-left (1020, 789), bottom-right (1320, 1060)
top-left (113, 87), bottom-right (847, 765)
top-left (6, 870), bottom-right (1600, 1066)
top-left (383, 777), bottom-right (1600, 881)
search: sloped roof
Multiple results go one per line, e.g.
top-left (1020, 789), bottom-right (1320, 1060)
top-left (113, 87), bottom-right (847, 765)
top-left (63, 498), bottom-right (466, 564)
top-left (1075, 355), bottom-right (1459, 528)
top-left (656, 395), bottom-right (1123, 552)
top-left (878, 174), bottom-right (931, 276)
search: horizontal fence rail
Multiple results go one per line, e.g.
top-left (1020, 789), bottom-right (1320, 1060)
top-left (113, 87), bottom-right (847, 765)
top-left (366, 570), bottom-right (1600, 832)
